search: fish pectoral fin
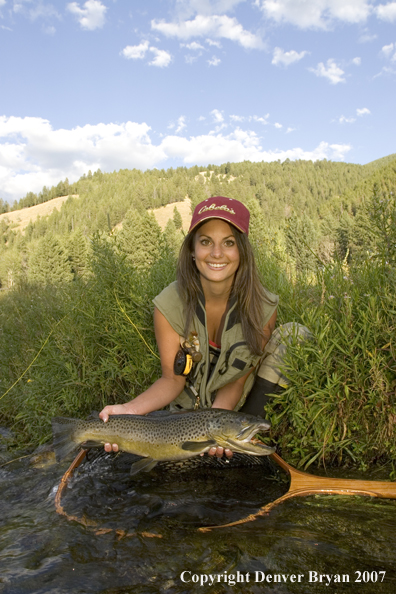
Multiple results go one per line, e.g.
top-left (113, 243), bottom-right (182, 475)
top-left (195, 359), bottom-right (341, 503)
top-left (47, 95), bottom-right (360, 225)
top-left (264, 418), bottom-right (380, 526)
top-left (130, 458), bottom-right (158, 476)
top-left (181, 440), bottom-right (217, 452)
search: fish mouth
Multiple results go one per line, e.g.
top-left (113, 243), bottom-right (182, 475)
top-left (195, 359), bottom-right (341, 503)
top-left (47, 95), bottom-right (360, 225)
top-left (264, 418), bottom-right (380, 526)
top-left (236, 420), bottom-right (271, 441)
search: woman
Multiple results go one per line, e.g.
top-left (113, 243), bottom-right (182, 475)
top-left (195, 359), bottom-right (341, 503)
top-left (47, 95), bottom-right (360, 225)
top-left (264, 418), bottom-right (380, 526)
top-left (99, 197), bottom-right (279, 457)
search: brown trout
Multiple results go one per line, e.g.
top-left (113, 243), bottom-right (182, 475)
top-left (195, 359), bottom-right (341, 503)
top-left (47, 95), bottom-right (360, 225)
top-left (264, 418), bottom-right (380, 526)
top-left (51, 409), bottom-right (274, 475)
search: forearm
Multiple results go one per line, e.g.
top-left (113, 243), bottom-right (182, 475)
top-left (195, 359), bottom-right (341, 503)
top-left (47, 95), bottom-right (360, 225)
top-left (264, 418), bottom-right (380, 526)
top-left (212, 382), bottom-right (244, 411)
top-left (121, 375), bottom-right (186, 415)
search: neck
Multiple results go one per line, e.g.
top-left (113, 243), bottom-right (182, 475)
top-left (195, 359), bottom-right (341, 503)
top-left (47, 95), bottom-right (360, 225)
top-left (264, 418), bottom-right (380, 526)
top-left (200, 275), bottom-right (234, 304)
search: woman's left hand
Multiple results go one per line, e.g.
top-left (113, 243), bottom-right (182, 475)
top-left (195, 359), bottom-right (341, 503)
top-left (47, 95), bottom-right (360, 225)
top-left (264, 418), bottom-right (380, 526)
top-left (206, 446), bottom-right (233, 458)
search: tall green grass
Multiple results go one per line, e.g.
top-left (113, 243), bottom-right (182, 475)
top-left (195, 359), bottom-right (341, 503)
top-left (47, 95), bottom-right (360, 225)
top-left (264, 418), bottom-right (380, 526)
top-left (1, 231), bottom-right (395, 473)
top-left (0, 235), bottom-right (176, 448)
top-left (263, 259), bottom-right (396, 471)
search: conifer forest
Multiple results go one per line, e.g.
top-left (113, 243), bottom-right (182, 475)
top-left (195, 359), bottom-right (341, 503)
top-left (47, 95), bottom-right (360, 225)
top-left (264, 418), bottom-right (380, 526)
top-left (1, 155), bottom-right (396, 472)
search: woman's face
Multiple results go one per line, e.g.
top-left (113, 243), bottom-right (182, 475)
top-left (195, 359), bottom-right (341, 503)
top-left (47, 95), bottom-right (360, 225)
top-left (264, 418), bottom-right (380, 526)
top-left (192, 219), bottom-right (240, 288)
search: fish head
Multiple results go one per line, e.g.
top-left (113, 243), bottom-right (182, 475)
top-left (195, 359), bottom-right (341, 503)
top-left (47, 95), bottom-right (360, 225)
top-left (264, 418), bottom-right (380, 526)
top-left (208, 410), bottom-right (271, 444)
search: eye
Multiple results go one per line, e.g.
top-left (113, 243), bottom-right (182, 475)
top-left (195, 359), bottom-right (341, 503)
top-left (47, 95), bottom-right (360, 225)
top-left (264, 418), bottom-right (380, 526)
top-left (224, 239), bottom-right (235, 247)
top-left (200, 238), bottom-right (211, 246)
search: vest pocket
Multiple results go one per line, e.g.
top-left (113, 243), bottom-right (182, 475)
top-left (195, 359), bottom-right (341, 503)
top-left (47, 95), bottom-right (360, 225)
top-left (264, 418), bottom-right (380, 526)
top-left (218, 341), bottom-right (248, 375)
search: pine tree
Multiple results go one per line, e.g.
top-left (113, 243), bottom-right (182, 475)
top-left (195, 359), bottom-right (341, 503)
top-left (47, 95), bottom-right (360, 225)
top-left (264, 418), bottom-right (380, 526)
top-left (28, 234), bottom-right (73, 284)
top-left (163, 219), bottom-right (183, 256)
top-left (68, 229), bottom-right (89, 278)
top-left (173, 206), bottom-right (183, 229)
top-left (118, 209), bottom-right (163, 271)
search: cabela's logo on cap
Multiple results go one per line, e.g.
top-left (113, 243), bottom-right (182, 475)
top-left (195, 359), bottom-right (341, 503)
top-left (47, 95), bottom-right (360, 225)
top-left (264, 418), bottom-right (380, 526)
top-left (198, 203), bottom-right (236, 215)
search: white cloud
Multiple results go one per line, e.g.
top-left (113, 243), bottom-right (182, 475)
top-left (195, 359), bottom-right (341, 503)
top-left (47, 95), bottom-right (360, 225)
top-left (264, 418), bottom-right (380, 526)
top-left (351, 56), bottom-right (361, 65)
top-left (208, 55), bottom-right (221, 65)
top-left (149, 47), bottom-right (172, 67)
top-left (0, 115), bottom-right (353, 203)
top-left (0, 116), bottom-right (164, 202)
top-left (356, 107), bottom-right (370, 116)
top-left (338, 115), bottom-right (356, 123)
top-left (358, 30), bottom-right (377, 43)
top-left (181, 41), bottom-right (205, 50)
top-left (274, 122), bottom-right (282, 128)
top-left (230, 114), bottom-right (269, 124)
top-left (151, 15), bottom-right (263, 49)
top-left (272, 47), bottom-right (308, 66)
top-left (29, 3), bottom-right (61, 21)
top-left (122, 41), bottom-right (149, 60)
top-left (211, 109), bottom-right (224, 123)
top-left (175, 0), bottom-right (247, 19)
top-left (286, 127), bottom-right (296, 133)
top-left (309, 59), bottom-right (346, 84)
top-left (161, 132), bottom-right (352, 164)
top-left (185, 54), bottom-right (199, 63)
top-left (67, 0), bottom-right (107, 31)
top-left (121, 43), bottom-right (172, 67)
top-left (381, 42), bottom-right (396, 62)
top-left (255, 0), bottom-right (371, 29)
top-left (381, 42), bottom-right (394, 57)
top-left (175, 116), bottom-right (187, 133)
top-left (8, 0), bottom-right (61, 22)
top-left (253, 115), bottom-right (270, 124)
top-left (206, 38), bottom-right (222, 47)
top-left (43, 25), bottom-right (56, 35)
top-left (376, 2), bottom-right (396, 21)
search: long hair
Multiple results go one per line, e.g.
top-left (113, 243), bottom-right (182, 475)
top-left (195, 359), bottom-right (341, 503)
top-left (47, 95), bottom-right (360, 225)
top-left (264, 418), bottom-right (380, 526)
top-left (177, 221), bottom-right (276, 355)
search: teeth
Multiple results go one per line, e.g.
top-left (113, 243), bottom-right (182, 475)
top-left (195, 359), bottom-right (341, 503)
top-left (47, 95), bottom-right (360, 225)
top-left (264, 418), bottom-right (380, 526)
top-left (208, 263), bottom-right (226, 268)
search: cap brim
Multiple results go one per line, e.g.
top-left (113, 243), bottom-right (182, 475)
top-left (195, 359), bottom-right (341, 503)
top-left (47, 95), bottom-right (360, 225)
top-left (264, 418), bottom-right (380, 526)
top-left (189, 215), bottom-right (247, 234)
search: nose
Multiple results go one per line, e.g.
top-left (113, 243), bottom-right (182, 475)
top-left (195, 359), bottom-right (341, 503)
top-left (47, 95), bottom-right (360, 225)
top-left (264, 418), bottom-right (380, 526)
top-left (210, 242), bottom-right (223, 258)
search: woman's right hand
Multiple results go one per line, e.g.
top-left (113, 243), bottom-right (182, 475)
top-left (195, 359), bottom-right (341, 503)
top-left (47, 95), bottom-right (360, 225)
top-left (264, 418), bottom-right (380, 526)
top-left (99, 403), bottom-right (135, 452)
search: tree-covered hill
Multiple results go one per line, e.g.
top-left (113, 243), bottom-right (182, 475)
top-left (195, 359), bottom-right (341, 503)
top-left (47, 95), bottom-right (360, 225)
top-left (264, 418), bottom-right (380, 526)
top-left (1, 154), bottom-right (396, 289)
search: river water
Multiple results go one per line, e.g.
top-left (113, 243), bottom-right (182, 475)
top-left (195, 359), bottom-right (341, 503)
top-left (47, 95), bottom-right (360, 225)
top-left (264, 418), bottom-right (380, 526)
top-left (1, 449), bottom-right (396, 594)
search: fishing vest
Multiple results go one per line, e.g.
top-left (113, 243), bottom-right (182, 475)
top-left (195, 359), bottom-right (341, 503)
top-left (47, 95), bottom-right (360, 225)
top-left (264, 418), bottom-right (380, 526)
top-left (153, 281), bottom-right (279, 411)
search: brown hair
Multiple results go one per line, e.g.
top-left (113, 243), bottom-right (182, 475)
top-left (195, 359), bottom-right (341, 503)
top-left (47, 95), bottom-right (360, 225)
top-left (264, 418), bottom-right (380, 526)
top-left (176, 221), bottom-right (276, 355)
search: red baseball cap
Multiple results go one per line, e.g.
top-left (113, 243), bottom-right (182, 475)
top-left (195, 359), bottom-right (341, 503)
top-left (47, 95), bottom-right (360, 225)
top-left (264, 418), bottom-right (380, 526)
top-left (189, 197), bottom-right (250, 235)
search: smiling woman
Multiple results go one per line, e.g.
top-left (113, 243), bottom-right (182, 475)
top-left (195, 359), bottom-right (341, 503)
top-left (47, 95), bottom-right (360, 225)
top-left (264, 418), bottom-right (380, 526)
top-left (100, 196), bottom-right (283, 456)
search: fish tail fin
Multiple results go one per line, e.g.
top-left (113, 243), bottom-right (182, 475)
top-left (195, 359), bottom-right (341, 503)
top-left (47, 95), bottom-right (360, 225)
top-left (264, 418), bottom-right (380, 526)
top-left (51, 417), bottom-right (79, 462)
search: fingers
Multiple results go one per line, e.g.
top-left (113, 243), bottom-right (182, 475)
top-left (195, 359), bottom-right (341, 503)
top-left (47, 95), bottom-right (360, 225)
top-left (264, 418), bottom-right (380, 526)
top-left (104, 443), bottom-right (119, 453)
top-left (99, 406), bottom-right (112, 423)
top-left (207, 446), bottom-right (233, 458)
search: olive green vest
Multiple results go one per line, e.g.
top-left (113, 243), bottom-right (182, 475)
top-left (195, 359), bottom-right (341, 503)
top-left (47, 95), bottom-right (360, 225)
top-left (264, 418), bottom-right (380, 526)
top-left (153, 281), bottom-right (278, 411)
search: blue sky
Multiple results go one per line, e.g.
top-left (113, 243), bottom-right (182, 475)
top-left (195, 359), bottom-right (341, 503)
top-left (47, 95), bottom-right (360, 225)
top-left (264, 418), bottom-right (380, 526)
top-left (0, 0), bottom-right (395, 203)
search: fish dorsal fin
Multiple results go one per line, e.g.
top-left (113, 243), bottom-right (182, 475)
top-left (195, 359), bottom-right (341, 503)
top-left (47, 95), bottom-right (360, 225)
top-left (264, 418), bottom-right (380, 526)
top-left (130, 457), bottom-right (158, 476)
top-left (181, 440), bottom-right (217, 452)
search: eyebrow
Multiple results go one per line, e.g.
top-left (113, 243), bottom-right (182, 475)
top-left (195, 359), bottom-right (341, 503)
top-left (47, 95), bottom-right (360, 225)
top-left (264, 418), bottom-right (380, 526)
top-left (198, 233), bottom-right (235, 240)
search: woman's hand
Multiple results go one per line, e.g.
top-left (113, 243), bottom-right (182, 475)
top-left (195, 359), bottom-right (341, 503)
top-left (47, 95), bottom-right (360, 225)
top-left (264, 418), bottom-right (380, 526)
top-left (206, 446), bottom-right (233, 458)
top-left (99, 403), bottom-right (134, 423)
top-left (99, 403), bottom-right (135, 453)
